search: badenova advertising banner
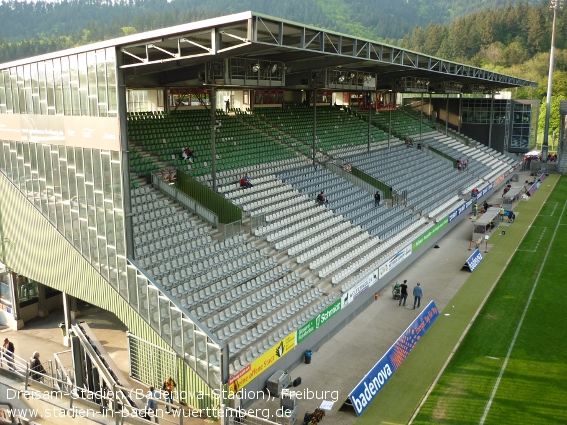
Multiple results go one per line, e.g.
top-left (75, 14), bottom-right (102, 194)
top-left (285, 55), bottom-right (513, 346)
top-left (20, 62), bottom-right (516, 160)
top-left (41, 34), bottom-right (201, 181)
top-left (527, 173), bottom-right (547, 196)
top-left (295, 299), bottom-right (342, 344)
top-left (465, 249), bottom-right (483, 272)
top-left (348, 300), bottom-right (440, 416)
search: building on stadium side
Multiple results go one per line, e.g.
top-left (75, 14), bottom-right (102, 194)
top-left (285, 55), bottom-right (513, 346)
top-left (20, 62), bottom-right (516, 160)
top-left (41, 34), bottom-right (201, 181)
top-left (0, 11), bottom-right (538, 414)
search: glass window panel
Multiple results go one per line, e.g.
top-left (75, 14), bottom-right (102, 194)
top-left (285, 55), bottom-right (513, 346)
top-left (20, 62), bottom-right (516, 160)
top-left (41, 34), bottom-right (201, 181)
top-left (61, 56), bottom-right (72, 115)
top-left (75, 147), bottom-right (84, 175)
top-left (182, 320), bottom-right (196, 364)
top-left (45, 60), bottom-right (55, 115)
top-left (83, 149), bottom-right (93, 183)
top-left (148, 287), bottom-right (159, 329)
top-left (23, 64), bottom-right (32, 114)
top-left (3, 70), bottom-right (13, 112)
top-left (0, 70), bottom-right (6, 114)
top-left (70, 210), bottom-right (81, 250)
top-left (106, 48), bottom-right (117, 115)
top-left (127, 265), bottom-right (138, 310)
top-left (78, 53), bottom-right (89, 115)
top-left (89, 228), bottom-right (99, 269)
top-left (102, 152), bottom-right (112, 200)
top-left (95, 191), bottom-right (105, 235)
top-left (76, 174), bottom-right (87, 220)
top-left (97, 49), bottom-right (108, 117)
top-left (80, 218), bottom-right (90, 260)
top-left (171, 309), bottom-right (182, 351)
top-left (108, 246), bottom-right (119, 290)
top-left (136, 276), bottom-right (149, 321)
top-left (31, 62), bottom-right (40, 114)
top-left (194, 331), bottom-right (208, 378)
top-left (11, 68), bottom-right (21, 113)
top-left (114, 211), bottom-right (125, 257)
top-left (105, 207), bottom-right (115, 247)
top-left (92, 149), bottom-right (102, 192)
top-left (62, 200), bottom-right (72, 238)
top-left (67, 167), bottom-right (77, 206)
top-left (85, 184), bottom-right (95, 227)
top-left (159, 297), bottom-right (172, 344)
top-left (38, 61), bottom-right (48, 115)
top-left (111, 160), bottom-right (122, 208)
top-left (53, 59), bottom-right (63, 115)
top-left (87, 51), bottom-right (98, 117)
top-left (98, 236), bottom-right (108, 279)
top-left (69, 55), bottom-right (80, 116)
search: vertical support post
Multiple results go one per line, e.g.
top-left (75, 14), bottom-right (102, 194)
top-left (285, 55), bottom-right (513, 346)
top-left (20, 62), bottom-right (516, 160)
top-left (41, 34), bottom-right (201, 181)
top-left (62, 292), bottom-right (72, 347)
top-left (368, 92), bottom-right (371, 153)
top-left (445, 94), bottom-right (449, 136)
top-left (420, 93), bottom-right (423, 143)
top-left (543, 3), bottom-right (560, 163)
top-left (488, 92), bottom-right (495, 149)
top-left (388, 106), bottom-right (392, 150)
top-left (210, 87), bottom-right (217, 192)
top-left (313, 89), bottom-right (317, 168)
top-left (458, 93), bottom-right (463, 134)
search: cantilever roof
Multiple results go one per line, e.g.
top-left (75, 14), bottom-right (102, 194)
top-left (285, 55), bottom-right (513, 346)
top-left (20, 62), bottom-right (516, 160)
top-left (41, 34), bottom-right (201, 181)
top-left (0, 11), bottom-right (537, 92)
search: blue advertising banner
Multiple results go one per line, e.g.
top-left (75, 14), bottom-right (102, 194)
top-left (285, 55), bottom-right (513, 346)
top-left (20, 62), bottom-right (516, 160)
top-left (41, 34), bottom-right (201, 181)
top-left (348, 301), bottom-right (440, 416)
top-left (465, 249), bottom-right (483, 272)
top-left (528, 173), bottom-right (547, 196)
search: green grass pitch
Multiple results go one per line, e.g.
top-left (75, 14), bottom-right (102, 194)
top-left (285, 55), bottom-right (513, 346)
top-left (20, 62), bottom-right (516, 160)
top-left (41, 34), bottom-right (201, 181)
top-left (355, 174), bottom-right (567, 425)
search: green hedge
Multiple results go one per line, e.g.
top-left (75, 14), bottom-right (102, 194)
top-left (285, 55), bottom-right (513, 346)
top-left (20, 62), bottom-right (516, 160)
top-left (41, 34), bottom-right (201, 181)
top-left (351, 166), bottom-right (392, 199)
top-left (176, 171), bottom-right (242, 224)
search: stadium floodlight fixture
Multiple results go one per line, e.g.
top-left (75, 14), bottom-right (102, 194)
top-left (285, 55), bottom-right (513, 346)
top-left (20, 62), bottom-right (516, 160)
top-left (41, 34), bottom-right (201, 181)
top-left (550, 0), bottom-right (564, 10)
top-left (252, 64), bottom-right (260, 72)
top-left (271, 64), bottom-right (278, 74)
top-left (363, 74), bottom-right (373, 83)
top-left (338, 75), bottom-right (345, 83)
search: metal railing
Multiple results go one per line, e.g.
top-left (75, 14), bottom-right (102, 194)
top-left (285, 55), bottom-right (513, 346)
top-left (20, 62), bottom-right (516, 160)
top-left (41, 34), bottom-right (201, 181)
top-left (151, 172), bottom-right (219, 228)
top-left (223, 220), bottom-right (242, 240)
top-left (0, 349), bottom-right (183, 425)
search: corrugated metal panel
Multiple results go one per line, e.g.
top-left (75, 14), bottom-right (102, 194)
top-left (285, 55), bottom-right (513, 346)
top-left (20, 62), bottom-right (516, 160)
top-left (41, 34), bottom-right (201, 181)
top-left (0, 173), bottom-right (216, 409)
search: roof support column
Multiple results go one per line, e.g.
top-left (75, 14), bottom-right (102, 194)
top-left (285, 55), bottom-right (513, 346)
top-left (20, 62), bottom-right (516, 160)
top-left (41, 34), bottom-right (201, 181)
top-left (488, 92), bottom-right (495, 149)
top-left (420, 93), bottom-right (423, 143)
top-left (388, 106), bottom-right (392, 150)
top-left (458, 93), bottom-right (462, 134)
top-left (210, 87), bottom-right (217, 192)
top-left (445, 94), bottom-right (449, 136)
top-left (116, 48), bottom-right (135, 260)
top-left (367, 92), bottom-right (371, 153)
top-left (313, 90), bottom-right (317, 168)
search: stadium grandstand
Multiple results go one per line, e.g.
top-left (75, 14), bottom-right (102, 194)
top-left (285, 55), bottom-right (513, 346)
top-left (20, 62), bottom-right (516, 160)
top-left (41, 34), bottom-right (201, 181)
top-left (0, 11), bottom-right (538, 420)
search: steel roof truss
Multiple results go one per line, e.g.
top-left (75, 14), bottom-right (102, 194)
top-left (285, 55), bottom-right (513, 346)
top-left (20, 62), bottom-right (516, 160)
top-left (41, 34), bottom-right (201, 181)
top-left (148, 43), bottom-right (179, 59)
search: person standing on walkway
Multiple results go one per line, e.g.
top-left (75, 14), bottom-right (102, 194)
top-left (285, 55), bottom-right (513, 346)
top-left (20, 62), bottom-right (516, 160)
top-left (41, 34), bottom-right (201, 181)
top-left (146, 386), bottom-right (160, 423)
top-left (413, 282), bottom-right (423, 309)
top-left (500, 205), bottom-right (505, 222)
top-left (3, 338), bottom-right (15, 371)
top-left (30, 351), bottom-right (46, 381)
top-left (162, 376), bottom-right (176, 414)
top-left (399, 280), bottom-right (408, 306)
top-left (374, 191), bottom-right (381, 207)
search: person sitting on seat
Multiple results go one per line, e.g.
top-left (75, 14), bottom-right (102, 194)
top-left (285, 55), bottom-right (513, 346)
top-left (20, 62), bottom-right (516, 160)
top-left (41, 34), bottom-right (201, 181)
top-left (316, 190), bottom-right (328, 205)
top-left (240, 174), bottom-right (253, 188)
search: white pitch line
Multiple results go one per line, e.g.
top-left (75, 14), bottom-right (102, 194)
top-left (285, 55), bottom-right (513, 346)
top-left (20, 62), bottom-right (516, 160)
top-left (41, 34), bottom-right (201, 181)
top-left (479, 197), bottom-right (567, 425)
top-left (516, 228), bottom-right (546, 253)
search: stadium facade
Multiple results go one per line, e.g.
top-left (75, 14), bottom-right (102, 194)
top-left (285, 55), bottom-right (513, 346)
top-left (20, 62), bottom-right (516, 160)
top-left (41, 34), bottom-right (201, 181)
top-left (0, 12), bottom-right (537, 414)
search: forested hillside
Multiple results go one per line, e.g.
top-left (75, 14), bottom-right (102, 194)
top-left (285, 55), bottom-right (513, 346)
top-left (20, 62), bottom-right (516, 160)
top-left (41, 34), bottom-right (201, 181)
top-left (0, 0), bottom-right (540, 56)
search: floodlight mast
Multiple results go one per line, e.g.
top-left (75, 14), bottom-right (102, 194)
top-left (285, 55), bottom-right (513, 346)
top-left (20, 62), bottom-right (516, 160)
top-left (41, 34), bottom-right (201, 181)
top-left (543, 0), bottom-right (564, 162)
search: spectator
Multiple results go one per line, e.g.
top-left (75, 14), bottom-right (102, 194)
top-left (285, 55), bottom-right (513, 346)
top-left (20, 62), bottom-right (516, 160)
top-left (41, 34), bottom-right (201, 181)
top-left (473, 202), bottom-right (478, 216)
top-left (500, 206), bottom-right (505, 221)
top-left (483, 201), bottom-right (489, 213)
top-left (30, 351), bottom-right (46, 382)
top-left (457, 157), bottom-right (462, 172)
top-left (162, 376), bottom-right (176, 414)
top-left (225, 99), bottom-right (230, 113)
top-left (3, 338), bottom-right (15, 371)
top-left (399, 280), bottom-right (408, 307)
top-left (316, 190), bottom-right (328, 205)
top-left (374, 191), bottom-right (381, 207)
top-left (412, 282), bottom-right (423, 309)
top-left (146, 386), bottom-right (160, 423)
top-left (240, 174), bottom-right (253, 188)
top-left (181, 147), bottom-right (195, 160)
